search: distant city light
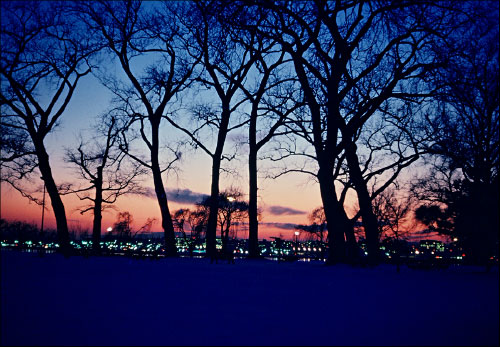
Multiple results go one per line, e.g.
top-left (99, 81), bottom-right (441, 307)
top-left (2, 231), bottom-right (488, 266)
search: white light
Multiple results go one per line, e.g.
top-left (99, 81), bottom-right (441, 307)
top-left (107, 227), bottom-right (112, 232)
top-left (294, 231), bottom-right (300, 236)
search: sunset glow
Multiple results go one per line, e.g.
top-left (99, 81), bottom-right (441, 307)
top-left (1, 1), bottom-right (498, 346)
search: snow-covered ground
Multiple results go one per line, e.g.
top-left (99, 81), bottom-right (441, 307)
top-left (1, 250), bottom-right (498, 346)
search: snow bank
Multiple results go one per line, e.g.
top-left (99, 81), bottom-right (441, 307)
top-left (1, 250), bottom-right (498, 345)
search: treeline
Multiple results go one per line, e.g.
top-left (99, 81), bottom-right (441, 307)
top-left (1, 1), bottom-right (498, 264)
top-left (0, 219), bottom-right (57, 243)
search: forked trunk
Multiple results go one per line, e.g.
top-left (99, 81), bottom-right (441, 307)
top-left (345, 141), bottom-right (380, 263)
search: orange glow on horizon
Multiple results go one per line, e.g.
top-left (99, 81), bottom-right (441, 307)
top-left (1, 182), bottom-right (312, 240)
top-left (1, 180), bottom-right (440, 242)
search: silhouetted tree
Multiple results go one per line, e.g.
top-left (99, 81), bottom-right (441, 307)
top-left (414, 204), bottom-right (453, 235)
top-left (188, 205), bottom-right (210, 243)
top-left (112, 211), bottom-right (134, 240)
top-left (172, 205), bottom-right (210, 251)
top-left (373, 186), bottom-right (415, 270)
top-left (414, 1), bottom-right (499, 265)
top-left (373, 187), bottom-right (414, 242)
top-left (0, 1), bottom-right (96, 255)
top-left (76, 1), bottom-right (202, 256)
top-left (109, 211), bottom-right (154, 242)
top-left (172, 208), bottom-right (195, 255)
top-left (256, 1), bottom-right (461, 263)
top-left (295, 207), bottom-right (327, 243)
top-left (219, 5), bottom-right (301, 258)
top-left (164, 2), bottom-right (257, 257)
top-left (172, 208), bottom-right (189, 240)
top-left (198, 188), bottom-right (249, 254)
top-left (0, 218), bottom-right (57, 244)
top-left (64, 116), bottom-right (145, 254)
top-left (216, 188), bottom-right (249, 253)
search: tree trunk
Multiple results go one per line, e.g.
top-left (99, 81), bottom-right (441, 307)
top-left (345, 221), bottom-right (359, 262)
top-left (291, 55), bottom-right (352, 263)
top-left (206, 157), bottom-right (221, 258)
top-left (248, 114), bottom-right (260, 258)
top-left (205, 107), bottom-right (230, 258)
top-left (317, 165), bottom-right (348, 264)
top-left (35, 141), bottom-right (71, 255)
top-left (150, 121), bottom-right (177, 256)
top-left (92, 168), bottom-right (103, 254)
top-left (221, 219), bottom-right (231, 254)
top-left (345, 141), bottom-right (380, 263)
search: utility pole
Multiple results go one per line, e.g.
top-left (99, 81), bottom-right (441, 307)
top-left (40, 176), bottom-right (46, 234)
top-left (294, 231), bottom-right (299, 256)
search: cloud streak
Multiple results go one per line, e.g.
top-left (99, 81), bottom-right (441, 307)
top-left (261, 222), bottom-right (298, 230)
top-left (267, 205), bottom-right (306, 216)
top-left (167, 188), bottom-right (209, 204)
top-left (144, 188), bottom-right (209, 204)
top-left (143, 190), bottom-right (306, 216)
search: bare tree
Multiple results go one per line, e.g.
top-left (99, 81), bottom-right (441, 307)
top-left (172, 204), bottom-right (211, 255)
top-left (76, 0), bottom-right (202, 256)
top-left (172, 208), bottom-right (190, 240)
top-left (164, 2), bottom-right (257, 257)
top-left (221, 6), bottom-right (301, 257)
top-left (216, 188), bottom-right (249, 253)
top-left (237, 17), bottom-right (300, 258)
top-left (1, 1), bottom-right (96, 254)
top-left (197, 187), bottom-right (248, 257)
top-left (171, 207), bottom-right (197, 256)
top-left (112, 211), bottom-right (134, 241)
top-left (187, 205), bottom-right (210, 244)
top-left (257, 1), bottom-right (460, 263)
top-left (414, 1), bottom-right (499, 265)
top-left (310, 206), bottom-right (327, 243)
top-left (109, 211), bottom-right (154, 242)
top-left (373, 187), bottom-right (414, 242)
top-left (64, 116), bottom-right (145, 254)
top-left (372, 186), bottom-right (414, 271)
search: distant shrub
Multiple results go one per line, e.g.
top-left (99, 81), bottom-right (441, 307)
top-left (0, 219), bottom-right (57, 242)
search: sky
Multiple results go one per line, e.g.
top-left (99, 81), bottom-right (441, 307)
top-left (0, 1), bottom-right (434, 243)
top-left (0, 69), bottom-right (435, 241)
top-left (0, 71), bottom-right (330, 240)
